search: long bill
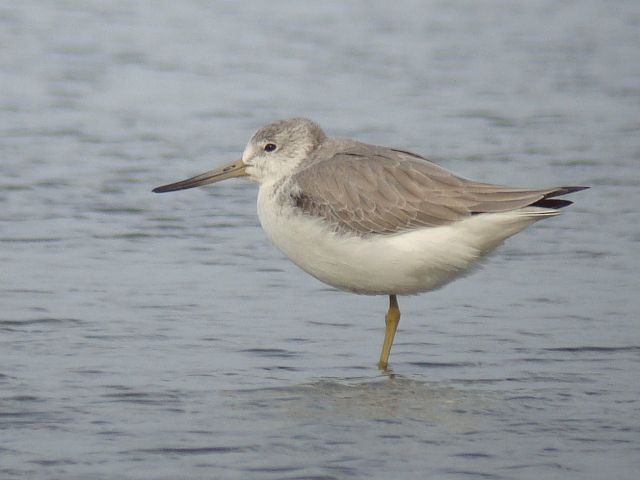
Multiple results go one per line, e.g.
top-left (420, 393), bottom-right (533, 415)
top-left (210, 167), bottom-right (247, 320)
top-left (152, 159), bottom-right (247, 193)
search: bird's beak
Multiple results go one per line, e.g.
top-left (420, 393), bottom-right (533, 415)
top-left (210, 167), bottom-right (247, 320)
top-left (152, 160), bottom-right (247, 193)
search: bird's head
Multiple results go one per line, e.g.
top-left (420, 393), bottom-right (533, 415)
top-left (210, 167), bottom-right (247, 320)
top-left (152, 118), bottom-right (326, 193)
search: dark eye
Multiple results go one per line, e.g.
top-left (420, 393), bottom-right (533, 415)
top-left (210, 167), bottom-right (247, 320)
top-left (264, 143), bottom-right (277, 152)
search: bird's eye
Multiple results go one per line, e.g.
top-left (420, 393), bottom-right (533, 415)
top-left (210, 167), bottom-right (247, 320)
top-left (264, 143), bottom-right (277, 152)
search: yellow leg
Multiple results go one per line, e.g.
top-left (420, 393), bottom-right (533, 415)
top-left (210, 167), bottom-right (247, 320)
top-left (378, 294), bottom-right (400, 370)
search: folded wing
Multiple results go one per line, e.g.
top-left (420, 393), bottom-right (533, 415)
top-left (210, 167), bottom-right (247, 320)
top-left (290, 143), bottom-right (586, 236)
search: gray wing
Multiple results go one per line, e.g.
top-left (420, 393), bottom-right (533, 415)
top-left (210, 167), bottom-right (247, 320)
top-left (290, 142), bottom-right (584, 236)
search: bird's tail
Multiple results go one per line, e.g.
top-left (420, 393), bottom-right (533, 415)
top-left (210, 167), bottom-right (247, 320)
top-left (530, 186), bottom-right (589, 209)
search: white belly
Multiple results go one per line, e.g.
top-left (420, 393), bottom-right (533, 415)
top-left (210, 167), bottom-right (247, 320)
top-left (257, 183), bottom-right (552, 295)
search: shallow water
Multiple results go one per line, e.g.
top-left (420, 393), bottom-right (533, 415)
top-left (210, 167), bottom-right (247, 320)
top-left (1, 1), bottom-right (639, 479)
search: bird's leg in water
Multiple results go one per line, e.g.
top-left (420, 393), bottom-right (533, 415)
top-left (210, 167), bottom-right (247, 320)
top-left (378, 294), bottom-right (400, 370)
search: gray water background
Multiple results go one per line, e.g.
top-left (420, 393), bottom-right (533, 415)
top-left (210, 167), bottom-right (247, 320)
top-left (1, 1), bottom-right (639, 479)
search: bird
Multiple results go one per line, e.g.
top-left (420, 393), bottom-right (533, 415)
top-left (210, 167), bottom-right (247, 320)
top-left (153, 118), bottom-right (587, 370)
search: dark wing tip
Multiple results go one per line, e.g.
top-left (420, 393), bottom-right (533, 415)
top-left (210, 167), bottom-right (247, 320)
top-left (547, 186), bottom-right (590, 198)
top-left (531, 198), bottom-right (574, 209)
top-left (532, 185), bottom-right (589, 209)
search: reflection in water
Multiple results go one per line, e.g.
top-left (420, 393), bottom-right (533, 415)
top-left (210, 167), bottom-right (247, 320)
top-left (228, 376), bottom-right (491, 431)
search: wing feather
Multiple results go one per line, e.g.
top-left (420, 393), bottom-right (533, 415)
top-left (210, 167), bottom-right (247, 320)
top-left (289, 141), bottom-right (583, 236)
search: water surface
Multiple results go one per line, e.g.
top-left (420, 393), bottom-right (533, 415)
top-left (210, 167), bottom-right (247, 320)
top-left (1, 1), bottom-right (639, 479)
